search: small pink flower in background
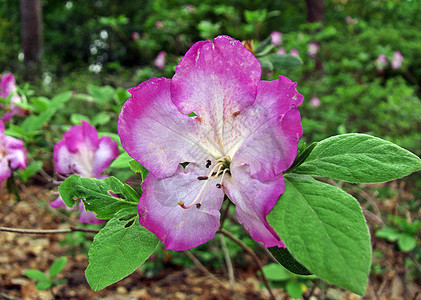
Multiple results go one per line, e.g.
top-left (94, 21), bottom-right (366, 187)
top-left (307, 42), bottom-right (319, 57)
top-left (119, 35), bottom-right (303, 251)
top-left (0, 73), bottom-right (25, 122)
top-left (132, 32), bottom-right (139, 41)
top-left (51, 120), bottom-right (119, 224)
top-left (310, 97), bottom-right (321, 107)
top-left (376, 54), bottom-right (388, 73)
top-left (290, 48), bottom-right (300, 57)
top-left (276, 48), bottom-right (287, 55)
top-left (0, 121), bottom-right (26, 184)
top-left (185, 5), bottom-right (195, 12)
top-left (270, 31), bottom-right (282, 46)
top-left (155, 21), bottom-right (164, 29)
top-left (345, 16), bottom-right (358, 25)
top-left (154, 51), bottom-right (166, 70)
top-left (391, 51), bottom-right (403, 69)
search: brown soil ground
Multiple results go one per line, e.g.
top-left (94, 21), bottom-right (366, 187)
top-left (0, 182), bottom-right (420, 300)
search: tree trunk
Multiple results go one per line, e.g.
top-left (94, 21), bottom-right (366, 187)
top-left (305, 0), bottom-right (324, 23)
top-left (20, 0), bottom-right (42, 79)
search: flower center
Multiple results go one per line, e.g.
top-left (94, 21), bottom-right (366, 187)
top-left (178, 156), bottom-right (231, 209)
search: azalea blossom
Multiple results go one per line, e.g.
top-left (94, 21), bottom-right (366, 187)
top-left (0, 73), bottom-right (25, 122)
top-left (307, 42), bottom-right (319, 57)
top-left (132, 32), bottom-right (139, 41)
top-left (376, 54), bottom-right (388, 73)
top-left (391, 51), bottom-right (403, 69)
top-left (154, 51), bottom-right (166, 70)
top-left (310, 97), bottom-right (321, 107)
top-left (118, 35), bottom-right (303, 251)
top-left (345, 16), bottom-right (358, 25)
top-left (0, 121), bottom-right (27, 184)
top-left (290, 48), bottom-right (300, 57)
top-left (276, 48), bottom-right (287, 55)
top-left (270, 31), bottom-right (282, 46)
top-left (51, 120), bottom-right (119, 224)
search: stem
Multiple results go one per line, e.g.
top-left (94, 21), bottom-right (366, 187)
top-left (184, 250), bottom-right (226, 289)
top-left (217, 228), bottom-right (276, 300)
top-left (0, 226), bottom-right (99, 234)
top-left (219, 234), bottom-right (236, 294)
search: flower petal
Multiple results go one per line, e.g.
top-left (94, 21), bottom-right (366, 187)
top-left (78, 201), bottom-right (106, 224)
top-left (228, 77), bottom-right (303, 181)
top-left (138, 164), bottom-right (224, 250)
top-left (0, 73), bottom-right (17, 98)
top-left (118, 77), bottom-right (213, 178)
top-left (50, 195), bottom-right (67, 209)
top-left (224, 163), bottom-right (285, 248)
top-left (64, 120), bottom-right (99, 153)
top-left (171, 36), bottom-right (261, 154)
top-left (92, 136), bottom-right (119, 176)
top-left (0, 157), bottom-right (11, 181)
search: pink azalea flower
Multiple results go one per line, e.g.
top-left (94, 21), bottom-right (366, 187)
top-left (155, 21), bottom-right (164, 29)
top-left (391, 51), bottom-right (403, 69)
top-left (345, 16), bottom-right (358, 25)
top-left (276, 48), bottom-right (287, 55)
top-left (0, 73), bottom-right (25, 122)
top-left (270, 31), bottom-right (282, 46)
top-left (0, 121), bottom-right (27, 184)
top-left (154, 51), bottom-right (166, 70)
top-left (118, 35), bottom-right (303, 251)
top-left (185, 5), bottom-right (195, 12)
top-left (376, 54), bottom-right (388, 73)
top-left (290, 48), bottom-right (300, 57)
top-left (310, 97), bottom-right (321, 107)
top-left (132, 32), bottom-right (139, 41)
top-left (307, 42), bottom-right (319, 57)
top-left (51, 120), bottom-right (119, 224)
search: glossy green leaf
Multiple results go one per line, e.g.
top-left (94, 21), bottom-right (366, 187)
top-left (58, 175), bottom-right (138, 219)
top-left (267, 247), bottom-right (311, 275)
top-left (295, 134), bottom-right (421, 183)
top-left (267, 174), bottom-right (371, 295)
top-left (85, 218), bottom-right (159, 291)
top-left (129, 159), bottom-right (149, 181)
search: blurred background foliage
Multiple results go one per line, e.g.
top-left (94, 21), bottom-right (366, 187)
top-left (1, 0), bottom-right (420, 156)
top-left (0, 0), bottom-right (420, 297)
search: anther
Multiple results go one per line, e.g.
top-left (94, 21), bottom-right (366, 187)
top-left (206, 160), bottom-right (211, 168)
top-left (216, 183), bottom-right (222, 188)
top-left (197, 176), bottom-right (208, 180)
top-left (196, 203), bottom-right (201, 209)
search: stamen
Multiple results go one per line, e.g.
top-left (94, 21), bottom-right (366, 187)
top-left (196, 203), bottom-right (201, 209)
top-left (197, 176), bottom-right (208, 180)
top-left (216, 183), bottom-right (222, 189)
top-left (206, 160), bottom-right (211, 168)
top-left (179, 162), bottom-right (223, 209)
top-left (218, 169), bottom-right (229, 187)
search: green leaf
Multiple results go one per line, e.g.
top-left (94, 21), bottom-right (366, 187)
top-left (20, 160), bottom-right (43, 182)
top-left (85, 218), bottom-right (159, 291)
top-left (375, 227), bottom-right (400, 242)
top-left (49, 256), bottom-right (67, 279)
top-left (262, 263), bottom-right (292, 281)
top-left (286, 281), bottom-right (304, 299)
top-left (267, 247), bottom-right (311, 275)
top-left (58, 175), bottom-right (138, 219)
top-left (110, 152), bottom-right (132, 169)
top-left (295, 134), bottom-right (421, 183)
top-left (92, 112), bottom-right (111, 126)
top-left (129, 159), bottom-right (149, 181)
top-left (70, 113), bottom-right (90, 125)
top-left (267, 54), bottom-right (303, 70)
top-left (36, 280), bottom-right (52, 290)
top-left (397, 234), bottom-right (417, 252)
top-left (25, 269), bottom-right (48, 281)
top-left (267, 174), bottom-right (372, 296)
top-left (87, 85), bottom-right (115, 104)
